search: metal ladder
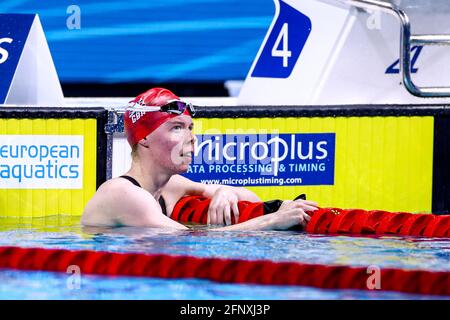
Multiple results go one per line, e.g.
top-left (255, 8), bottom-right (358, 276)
top-left (344, 0), bottom-right (450, 97)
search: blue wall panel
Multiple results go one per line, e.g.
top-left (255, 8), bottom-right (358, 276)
top-left (0, 0), bottom-right (273, 83)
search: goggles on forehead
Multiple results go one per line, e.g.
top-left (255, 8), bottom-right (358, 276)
top-left (128, 99), bottom-right (196, 116)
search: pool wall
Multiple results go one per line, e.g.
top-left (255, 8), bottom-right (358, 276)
top-left (0, 104), bottom-right (449, 218)
top-left (113, 104), bottom-right (450, 214)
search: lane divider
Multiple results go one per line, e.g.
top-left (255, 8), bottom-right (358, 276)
top-left (171, 196), bottom-right (450, 238)
top-left (0, 246), bottom-right (449, 296)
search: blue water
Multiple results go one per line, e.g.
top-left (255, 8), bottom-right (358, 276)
top-left (0, 217), bottom-right (449, 300)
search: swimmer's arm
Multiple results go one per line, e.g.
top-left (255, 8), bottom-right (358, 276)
top-left (210, 207), bottom-right (309, 231)
top-left (210, 214), bottom-right (272, 231)
top-left (84, 182), bottom-right (188, 230)
top-left (211, 208), bottom-right (308, 231)
top-left (116, 204), bottom-right (188, 229)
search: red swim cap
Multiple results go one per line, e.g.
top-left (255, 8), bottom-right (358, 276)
top-left (124, 88), bottom-right (191, 146)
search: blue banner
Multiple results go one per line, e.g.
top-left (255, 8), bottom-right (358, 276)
top-left (183, 133), bottom-right (335, 187)
top-left (0, 14), bottom-right (35, 103)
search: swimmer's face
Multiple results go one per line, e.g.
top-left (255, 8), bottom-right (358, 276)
top-left (145, 115), bottom-right (195, 173)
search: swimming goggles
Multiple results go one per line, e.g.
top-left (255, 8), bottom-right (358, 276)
top-left (128, 99), bottom-right (196, 116)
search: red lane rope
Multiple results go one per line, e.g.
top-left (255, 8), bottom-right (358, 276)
top-left (306, 208), bottom-right (450, 238)
top-left (172, 196), bottom-right (265, 225)
top-left (171, 196), bottom-right (450, 238)
top-left (0, 246), bottom-right (449, 296)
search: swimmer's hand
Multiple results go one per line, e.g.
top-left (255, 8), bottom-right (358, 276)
top-left (207, 186), bottom-right (240, 226)
top-left (268, 207), bottom-right (312, 230)
top-left (277, 199), bottom-right (319, 214)
top-left (211, 206), bottom-right (311, 231)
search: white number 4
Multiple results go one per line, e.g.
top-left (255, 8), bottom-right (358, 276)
top-left (271, 23), bottom-right (291, 68)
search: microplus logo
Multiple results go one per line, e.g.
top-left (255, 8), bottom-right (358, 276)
top-left (184, 133), bottom-right (335, 187)
top-left (0, 135), bottom-right (84, 189)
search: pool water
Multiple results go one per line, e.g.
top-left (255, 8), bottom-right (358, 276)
top-left (0, 217), bottom-right (449, 300)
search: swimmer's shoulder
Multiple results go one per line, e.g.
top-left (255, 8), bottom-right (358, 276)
top-left (96, 176), bottom-right (137, 193)
top-left (97, 177), bottom-right (158, 207)
top-left (82, 177), bottom-right (158, 227)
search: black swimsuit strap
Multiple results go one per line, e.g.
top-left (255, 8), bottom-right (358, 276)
top-left (119, 175), bottom-right (141, 187)
top-left (119, 175), bottom-right (168, 216)
top-left (158, 196), bottom-right (168, 217)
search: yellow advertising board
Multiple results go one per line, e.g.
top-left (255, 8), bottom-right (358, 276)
top-left (0, 108), bottom-right (107, 218)
top-left (193, 116), bottom-right (434, 213)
